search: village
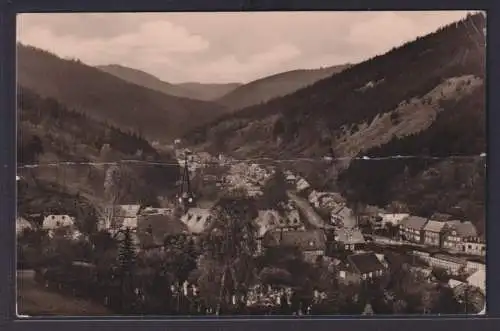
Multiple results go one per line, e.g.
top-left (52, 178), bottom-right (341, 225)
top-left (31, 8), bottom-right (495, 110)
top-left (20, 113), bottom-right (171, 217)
top-left (16, 148), bottom-right (486, 315)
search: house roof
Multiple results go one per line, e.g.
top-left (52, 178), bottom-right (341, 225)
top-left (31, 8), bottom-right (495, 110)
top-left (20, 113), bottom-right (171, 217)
top-left (263, 229), bottom-right (326, 251)
top-left (433, 254), bottom-right (467, 265)
top-left (347, 252), bottom-right (385, 274)
top-left (42, 215), bottom-right (75, 229)
top-left (254, 210), bottom-right (281, 237)
top-left (181, 208), bottom-right (214, 234)
top-left (448, 279), bottom-right (466, 289)
top-left (379, 213), bottom-right (410, 225)
top-left (431, 213), bottom-right (453, 221)
top-left (401, 216), bottom-right (428, 230)
top-left (116, 205), bottom-right (141, 218)
top-left (423, 220), bottom-right (447, 233)
top-left (335, 227), bottom-right (365, 244)
top-left (446, 220), bottom-right (478, 237)
top-left (467, 269), bottom-right (486, 293)
top-left (137, 214), bottom-right (187, 247)
top-left (16, 217), bottom-right (32, 233)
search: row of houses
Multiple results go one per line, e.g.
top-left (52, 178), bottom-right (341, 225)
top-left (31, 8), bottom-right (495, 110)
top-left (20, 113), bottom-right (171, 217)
top-left (399, 216), bottom-right (485, 256)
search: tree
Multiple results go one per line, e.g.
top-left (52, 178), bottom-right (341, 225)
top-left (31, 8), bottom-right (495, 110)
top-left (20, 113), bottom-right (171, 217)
top-left (201, 195), bottom-right (259, 315)
top-left (259, 168), bottom-right (288, 210)
top-left (117, 228), bottom-right (137, 313)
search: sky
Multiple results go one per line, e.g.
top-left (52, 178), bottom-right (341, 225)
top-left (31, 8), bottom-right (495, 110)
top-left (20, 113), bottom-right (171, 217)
top-left (17, 11), bottom-right (475, 84)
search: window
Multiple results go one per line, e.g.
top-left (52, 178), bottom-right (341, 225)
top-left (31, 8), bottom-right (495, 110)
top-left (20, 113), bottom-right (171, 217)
top-left (56, 221), bottom-right (61, 226)
top-left (362, 274), bottom-right (367, 280)
top-left (52, 216), bottom-right (55, 220)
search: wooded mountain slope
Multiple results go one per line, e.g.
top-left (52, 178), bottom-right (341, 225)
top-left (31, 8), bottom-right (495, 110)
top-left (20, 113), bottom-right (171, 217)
top-left (17, 45), bottom-right (228, 142)
top-left (98, 64), bottom-right (241, 101)
top-left (217, 64), bottom-right (350, 111)
top-left (18, 87), bottom-right (180, 226)
top-left (185, 13), bottom-right (486, 231)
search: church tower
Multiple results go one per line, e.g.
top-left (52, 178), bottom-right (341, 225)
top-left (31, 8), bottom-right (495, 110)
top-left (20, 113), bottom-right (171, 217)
top-left (177, 153), bottom-right (196, 212)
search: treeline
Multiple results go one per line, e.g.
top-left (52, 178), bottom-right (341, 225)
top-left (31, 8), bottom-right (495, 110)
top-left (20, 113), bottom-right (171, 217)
top-left (338, 86), bottom-right (485, 231)
top-left (18, 86), bottom-right (181, 214)
top-left (18, 86), bottom-right (158, 163)
top-left (17, 44), bottom-right (227, 142)
top-left (186, 13), bottom-right (485, 159)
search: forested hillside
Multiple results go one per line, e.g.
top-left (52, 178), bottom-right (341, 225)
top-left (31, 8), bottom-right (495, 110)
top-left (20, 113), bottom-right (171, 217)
top-left (17, 45), bottom-right (228, 142)
top-left (18, 87), bottom-right (180, 229)
top-left (184, 13), bottom-right (486, 231)
top-left (98, 64), bottom-right (241, 101)
top-left (217, 64), bottom-right (350, 111)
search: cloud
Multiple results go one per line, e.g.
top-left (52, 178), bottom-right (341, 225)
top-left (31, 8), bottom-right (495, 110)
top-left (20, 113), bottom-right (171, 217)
top-left (17, 11), bottom-right (474, 83)
top-left (17, 18), bottom-right (209, 69)
top-left (189, 44), bottom-right (301, 82)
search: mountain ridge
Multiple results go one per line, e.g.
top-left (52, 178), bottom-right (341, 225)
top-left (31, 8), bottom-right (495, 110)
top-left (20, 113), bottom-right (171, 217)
top-left (17, 44), bottom-right (229, 143)
top-left (97, 64), bottom-right (242, 101)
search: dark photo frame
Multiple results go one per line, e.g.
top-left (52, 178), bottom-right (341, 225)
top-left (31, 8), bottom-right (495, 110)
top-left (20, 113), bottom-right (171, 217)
top-left (1, 0), bottom-right (499, 330)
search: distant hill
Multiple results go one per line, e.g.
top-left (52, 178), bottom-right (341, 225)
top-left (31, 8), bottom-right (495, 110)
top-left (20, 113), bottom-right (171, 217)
top-left (173, 82), bottom-right (242, 101)
top-left (97, 64), bottom-right (241, 101)
top-left (17, 45), bottom-right (228, 142)
top-left (185, 13), bottom-right (486, 232)
top-left (216, 64), bottom-right (351, 111)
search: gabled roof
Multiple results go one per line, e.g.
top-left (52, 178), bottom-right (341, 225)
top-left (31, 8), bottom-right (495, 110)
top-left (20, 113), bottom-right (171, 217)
top-left (423, 220), bottom-right (447, 233)
top-left (378, 213), bottom-right (410, 225)
top-left (400, 216), bottom-right (428, 230)
top-left (137, 214), bottom-right (187, 247)
top-left (16, 217), bottom-right (32, 233)
top-left (467, 269), bottom-right (486, 293)
top-left (347, 252), bottom-right (385, 274)
top-left (263, 229), bottom-right (326, 251)
top-left (446, 220), bottom-right (478, 237)
top-left (42, 215), bottom-right (75, 229)
top-left (254, 209), bottom-right (281, 237)
top-left (181, 208), bottom-right (214, 234)
top-left (335, 227), bottom-right (365, 244)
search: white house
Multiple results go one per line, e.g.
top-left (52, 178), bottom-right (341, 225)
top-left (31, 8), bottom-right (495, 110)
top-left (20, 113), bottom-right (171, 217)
top-left (181, 208), bottom-right (214, 234)
top-left (16, 217), bottom-right (32, 235)
top-left (43, 214), bottom-right (75, 229)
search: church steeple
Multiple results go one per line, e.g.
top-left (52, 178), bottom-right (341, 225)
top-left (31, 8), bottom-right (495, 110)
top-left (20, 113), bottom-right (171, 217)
top-left (178, 153), bottom-right (196, 211)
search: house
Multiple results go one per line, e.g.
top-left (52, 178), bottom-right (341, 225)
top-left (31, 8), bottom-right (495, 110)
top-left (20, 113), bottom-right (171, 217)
top-left (466, 260), bottom-right (485, 274)
top-left (430, 213), bottom-right (453, 222)
top-left (330, 205), bottom-right (355, 227)
top-left (334, 227), bottom-right (366, 252)
top-left (467, 269), bottom-right (486, 294)
top-left (296, 178), bottom-right (310, 192)
top-left (262, 229), bottom-right (327, 263)
top-left (338, 252), bottom-right (386, 284)
top-left (16, 217), bottom-right (32, 235)
top-left (463, 237), bottom-right (486, 256)
top-left (443, 221), bottom-right (478, 252)
top-left (180, 208), bottom-right (214, 234)
top-left (42, 214), bottom-right (75, 230)
top-left (141, 207), bottom-right (174, 216)
top-left (285, 173), bottom-right (297, 185)
top-left (423, 220), bottom-right (448, 247)
top-left (136, 214), bottom-right (188, 249)
top-left (103, 204), bottom-right (141, 230)
top-left (254, 210), bottom-right (282, 238)
top-left (425, 254), bottom-right (467, 276)
top-left (399, 216), bottom-right (428, 244)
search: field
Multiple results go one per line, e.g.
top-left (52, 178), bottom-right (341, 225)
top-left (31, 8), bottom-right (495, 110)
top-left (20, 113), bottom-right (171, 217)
top-left (17, 270), bottom-right (111, 316)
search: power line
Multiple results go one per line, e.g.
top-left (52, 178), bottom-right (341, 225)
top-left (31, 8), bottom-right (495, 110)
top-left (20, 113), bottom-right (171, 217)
top-left (16, 153), bottom-right (487, 169)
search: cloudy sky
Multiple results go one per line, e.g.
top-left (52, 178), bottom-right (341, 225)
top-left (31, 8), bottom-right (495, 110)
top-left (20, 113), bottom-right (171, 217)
top-left (17, 11), bottom-right (474, 84)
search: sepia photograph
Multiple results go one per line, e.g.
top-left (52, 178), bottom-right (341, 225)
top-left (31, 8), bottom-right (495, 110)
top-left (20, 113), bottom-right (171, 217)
top-left (16, 11), bottom-right (486, 317)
